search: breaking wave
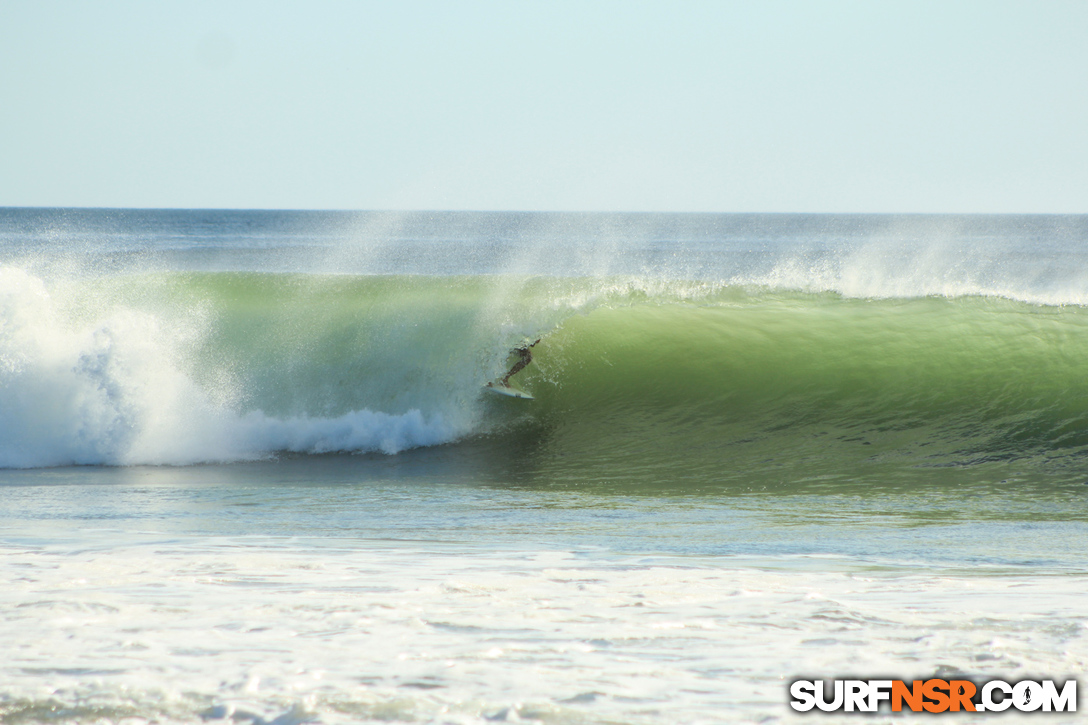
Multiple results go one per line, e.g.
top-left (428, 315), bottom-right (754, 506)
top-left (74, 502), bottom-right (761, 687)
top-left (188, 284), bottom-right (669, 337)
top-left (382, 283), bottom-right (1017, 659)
top-left (4, 265), bottom-right (1088, 482)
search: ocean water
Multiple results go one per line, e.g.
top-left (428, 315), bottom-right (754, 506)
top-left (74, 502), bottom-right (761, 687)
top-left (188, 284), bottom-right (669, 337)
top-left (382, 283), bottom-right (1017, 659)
top-left (1, 209), bottom-right (1086, 723)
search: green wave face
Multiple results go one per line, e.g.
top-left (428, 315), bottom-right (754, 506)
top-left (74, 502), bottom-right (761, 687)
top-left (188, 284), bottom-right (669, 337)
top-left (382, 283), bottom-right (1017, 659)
top-left (508, 292), bottom-right (1088, 490)
top-left (14, 270), bottom-right (1088, 484)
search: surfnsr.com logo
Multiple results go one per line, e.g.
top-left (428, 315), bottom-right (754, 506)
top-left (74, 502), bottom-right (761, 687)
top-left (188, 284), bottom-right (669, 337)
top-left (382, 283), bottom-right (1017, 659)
top-left (789, 679), bottom-right (1077, 713)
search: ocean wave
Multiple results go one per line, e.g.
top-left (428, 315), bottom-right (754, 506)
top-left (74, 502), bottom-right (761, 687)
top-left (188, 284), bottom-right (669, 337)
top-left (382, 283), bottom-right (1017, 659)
top-left (4, 267), bottom-right (1088, 477)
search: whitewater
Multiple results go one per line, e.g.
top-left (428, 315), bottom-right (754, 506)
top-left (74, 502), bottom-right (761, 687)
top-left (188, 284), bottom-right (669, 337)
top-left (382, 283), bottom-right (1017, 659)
top-left (1, 209), bottom-right (1086, 724)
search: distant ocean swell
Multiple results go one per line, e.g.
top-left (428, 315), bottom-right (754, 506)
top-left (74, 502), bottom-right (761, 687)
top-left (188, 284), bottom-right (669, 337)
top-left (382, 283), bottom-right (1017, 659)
top-left (3, 266), bottom-right (1088, 477)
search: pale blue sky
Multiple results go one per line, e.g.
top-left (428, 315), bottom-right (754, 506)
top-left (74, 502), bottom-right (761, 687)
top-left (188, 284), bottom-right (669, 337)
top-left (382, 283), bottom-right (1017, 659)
top-left (2, 1), bottom-right (1085, 212)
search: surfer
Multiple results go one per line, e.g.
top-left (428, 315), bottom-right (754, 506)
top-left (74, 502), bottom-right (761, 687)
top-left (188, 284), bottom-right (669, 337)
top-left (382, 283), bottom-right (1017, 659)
top-left (500, 338), bottom-right (540, 386)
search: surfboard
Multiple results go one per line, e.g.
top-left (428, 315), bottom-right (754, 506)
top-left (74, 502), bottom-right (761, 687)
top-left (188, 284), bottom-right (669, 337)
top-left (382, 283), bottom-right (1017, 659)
top-left (485, 382), bottom-right (534, 400)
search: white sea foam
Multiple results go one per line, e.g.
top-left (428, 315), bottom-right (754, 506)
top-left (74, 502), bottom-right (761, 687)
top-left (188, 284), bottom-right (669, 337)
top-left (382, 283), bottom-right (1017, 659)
top-left (0, 267), bottom-right (457, 468)
top-left (232, 408), bottom-right (454, 457)
top-left (0, 537), bottom-right (1083, 724)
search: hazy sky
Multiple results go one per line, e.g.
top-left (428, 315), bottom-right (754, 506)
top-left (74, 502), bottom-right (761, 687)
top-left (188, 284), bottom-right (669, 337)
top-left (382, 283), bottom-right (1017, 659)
top-left (2, 1), bottom-right (1086, 212)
